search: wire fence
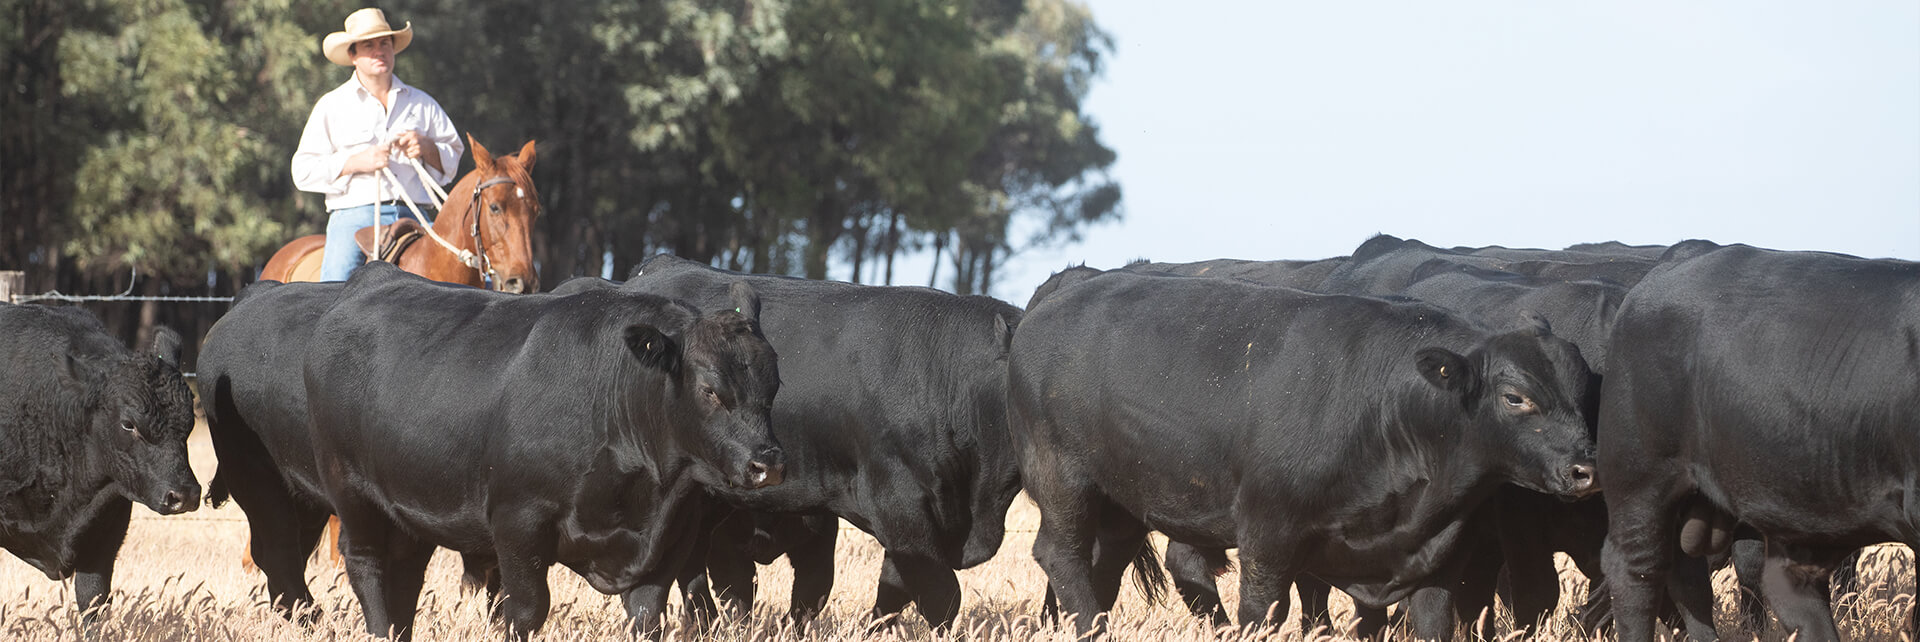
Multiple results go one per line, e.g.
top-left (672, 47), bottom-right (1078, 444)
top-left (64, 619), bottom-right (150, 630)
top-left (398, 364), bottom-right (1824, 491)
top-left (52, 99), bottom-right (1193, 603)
top-left (1, 267), bottom-right (235, 304)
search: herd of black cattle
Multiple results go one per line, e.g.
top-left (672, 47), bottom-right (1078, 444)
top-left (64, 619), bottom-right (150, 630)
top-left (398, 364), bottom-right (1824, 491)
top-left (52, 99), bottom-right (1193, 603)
top-left (4, 235), bottom-right (1916, 642)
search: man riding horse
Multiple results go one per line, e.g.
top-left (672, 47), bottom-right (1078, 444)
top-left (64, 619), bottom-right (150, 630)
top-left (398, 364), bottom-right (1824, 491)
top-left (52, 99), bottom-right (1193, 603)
top-left (290, 7), bottom-right (464, 282)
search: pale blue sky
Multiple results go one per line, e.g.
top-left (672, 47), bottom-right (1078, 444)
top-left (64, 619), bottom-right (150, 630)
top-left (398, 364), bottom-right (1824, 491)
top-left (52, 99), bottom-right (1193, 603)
top-left (890, 1), bottom-right (1920, 303)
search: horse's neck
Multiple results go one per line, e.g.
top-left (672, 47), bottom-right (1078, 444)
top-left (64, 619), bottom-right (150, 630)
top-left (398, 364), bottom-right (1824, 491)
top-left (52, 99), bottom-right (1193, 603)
top-left (431, 177), bottom-right (480, 253)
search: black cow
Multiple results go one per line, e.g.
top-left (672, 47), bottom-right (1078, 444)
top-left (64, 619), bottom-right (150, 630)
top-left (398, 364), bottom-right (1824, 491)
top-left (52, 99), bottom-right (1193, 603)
top-left (208, 263), bottom-right (783, 639)
top-left (573, 254), bottom-right (1024, 629)
top-left (1011, 269), bottom-right (1599, 635)
top-left (0, 304), bottom-right (200, 618)
top-left (1600, 242), bottom-right (1920, 642)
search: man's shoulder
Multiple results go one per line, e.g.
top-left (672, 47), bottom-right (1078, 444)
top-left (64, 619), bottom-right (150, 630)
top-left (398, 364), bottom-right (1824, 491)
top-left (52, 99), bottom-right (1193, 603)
top-left (392, 77), bottom-right (447, 109)
top-left (314, 76), bottom-right (365, 106)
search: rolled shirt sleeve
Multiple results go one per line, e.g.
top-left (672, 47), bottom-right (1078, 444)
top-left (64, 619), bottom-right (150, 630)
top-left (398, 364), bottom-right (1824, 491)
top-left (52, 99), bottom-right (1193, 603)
top-left (417, 100), bottom-right (464, 187)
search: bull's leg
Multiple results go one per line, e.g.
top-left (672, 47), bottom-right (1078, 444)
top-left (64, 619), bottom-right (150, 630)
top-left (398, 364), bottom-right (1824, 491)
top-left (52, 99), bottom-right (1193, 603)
top-left (1727, 533), bottom-right (1768, 632)
top-left (784, 520), bottom-right (836, 624)
top-left (1600, 483), bottom-right (1686, 642)
top-left (1498, 528), bottom-right (1562, 632)
top-left (377, 536), bottom-right (436, 641)
top-left (1089, 515), bottom-right (1151, 611)
top-left (674, 540), bottom-right (719, 630)
top-left (1233, 538), bottom-right (1300, 633)
top-left (1031, 491), bottom-right (1106, 634)
top-left (491, 529), bottom-right (556, 640)
top-left (1760, 539), bottom-right (1847, 642)
top-left (622, 529), bottom-right (701, 641)
top-left (1293, 575), bottom-right (1339, 634)
top-left (697, 508), bottom-right (755, 622)
top-left (72, 498), bottom-right (132, 625)
top-left (872, 553), bottom-right (961, 630)
top-left (1165, 542), bottom-right (1232, 627)
top-left (1666, 551), bottom-right (1719, 641)
top-left (335, 511), bottom-right (405, 639)
top-left (228, 480), bottom-right (329, 617)
top-left (1405, 587), bottom-right (1458, 642)
top-left (622, 581), bottom-right (674, 641)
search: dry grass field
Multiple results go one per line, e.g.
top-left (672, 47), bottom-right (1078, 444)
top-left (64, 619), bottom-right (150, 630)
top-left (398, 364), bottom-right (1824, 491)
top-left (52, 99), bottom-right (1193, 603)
top-left (3, 422), bottom-right (1912, 641)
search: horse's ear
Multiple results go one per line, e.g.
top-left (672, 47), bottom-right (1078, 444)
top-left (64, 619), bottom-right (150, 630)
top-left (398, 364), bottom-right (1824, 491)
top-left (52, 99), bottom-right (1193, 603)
top-left (469, 133), bottom-right (494, 174)
top-left (517, 140), bottom-right (536, 169)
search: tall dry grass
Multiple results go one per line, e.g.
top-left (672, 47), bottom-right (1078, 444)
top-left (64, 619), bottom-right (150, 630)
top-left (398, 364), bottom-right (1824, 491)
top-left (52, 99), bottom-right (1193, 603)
top-left (2, 424), bottom-right (1910, 641)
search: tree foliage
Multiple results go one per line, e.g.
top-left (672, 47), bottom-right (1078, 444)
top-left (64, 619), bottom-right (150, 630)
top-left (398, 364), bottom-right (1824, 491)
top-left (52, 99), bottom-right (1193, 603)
top-left (3, 0), bottom-right (1120, 312)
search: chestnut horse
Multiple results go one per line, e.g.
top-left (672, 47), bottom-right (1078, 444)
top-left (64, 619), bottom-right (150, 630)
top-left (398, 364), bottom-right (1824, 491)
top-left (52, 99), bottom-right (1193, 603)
top-left (241, 136), bottom-right (540, 575)
top-left (260, 135), bottom-right (540, 292)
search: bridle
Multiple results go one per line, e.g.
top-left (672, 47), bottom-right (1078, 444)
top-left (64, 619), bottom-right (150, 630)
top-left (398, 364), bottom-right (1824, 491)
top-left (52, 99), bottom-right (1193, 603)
top-left (463, 174), bottom-right (519, 287)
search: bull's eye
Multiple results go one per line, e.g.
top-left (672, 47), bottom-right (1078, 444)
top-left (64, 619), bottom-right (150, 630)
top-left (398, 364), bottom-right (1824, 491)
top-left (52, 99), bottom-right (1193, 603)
top-left (1501, 392), bottom-right (1536, 412)
top-left (120, 419), bottom-right (139, 434)
top-left (702, 386), bottom-right (721, 405)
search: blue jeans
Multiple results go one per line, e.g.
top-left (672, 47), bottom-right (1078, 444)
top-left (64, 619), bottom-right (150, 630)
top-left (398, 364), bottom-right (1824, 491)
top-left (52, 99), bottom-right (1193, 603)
top-left (319, 204), bottom-right (431, 281)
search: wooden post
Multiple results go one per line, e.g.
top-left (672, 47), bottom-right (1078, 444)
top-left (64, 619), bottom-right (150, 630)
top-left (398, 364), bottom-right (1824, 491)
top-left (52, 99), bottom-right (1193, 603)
top-left (0, 271), bottom-right (23, 304)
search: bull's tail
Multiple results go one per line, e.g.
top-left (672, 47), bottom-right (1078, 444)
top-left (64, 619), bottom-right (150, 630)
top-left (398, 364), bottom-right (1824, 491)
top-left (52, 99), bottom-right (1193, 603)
top-left (1131, 540), bottom-right (1169, 606)
top-left (207, 471), bottom-right (230, 508)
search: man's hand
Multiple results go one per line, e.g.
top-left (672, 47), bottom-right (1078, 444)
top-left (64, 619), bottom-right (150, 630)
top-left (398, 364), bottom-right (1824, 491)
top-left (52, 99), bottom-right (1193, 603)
top-left (341, 140), bottom-right (392, 177)
top-left (391, 130), bottom-right (444, 174)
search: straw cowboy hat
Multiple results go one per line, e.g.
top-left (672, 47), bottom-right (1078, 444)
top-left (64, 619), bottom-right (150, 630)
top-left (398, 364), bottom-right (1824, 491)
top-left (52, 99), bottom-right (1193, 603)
top-left (322, 8), bottom-right (413, 67)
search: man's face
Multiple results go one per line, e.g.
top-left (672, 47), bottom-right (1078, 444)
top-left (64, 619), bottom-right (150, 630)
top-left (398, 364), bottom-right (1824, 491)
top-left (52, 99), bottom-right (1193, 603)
top-left (351, 36), bottom-right (395, 78)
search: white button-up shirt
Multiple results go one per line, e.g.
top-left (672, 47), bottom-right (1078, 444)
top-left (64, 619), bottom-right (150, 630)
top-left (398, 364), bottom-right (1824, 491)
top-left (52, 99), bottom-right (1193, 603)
top-left (291, 74), bottom-right (463, 211)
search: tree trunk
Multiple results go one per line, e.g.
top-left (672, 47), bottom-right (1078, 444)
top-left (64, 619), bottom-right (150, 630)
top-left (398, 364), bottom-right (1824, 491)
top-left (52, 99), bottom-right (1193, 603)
top-left (883, 210), bottom-right (900, 285)
top-left (927, 233), bottom-right (945, 287)
top-left (848, 212), bottom-right (868, 284)
top-left (802, 197), bottom-right (842, 280)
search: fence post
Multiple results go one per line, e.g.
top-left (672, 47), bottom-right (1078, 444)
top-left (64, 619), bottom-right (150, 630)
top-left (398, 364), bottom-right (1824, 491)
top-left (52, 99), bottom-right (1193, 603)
top-left (0, 271), bottom-right (23, 303)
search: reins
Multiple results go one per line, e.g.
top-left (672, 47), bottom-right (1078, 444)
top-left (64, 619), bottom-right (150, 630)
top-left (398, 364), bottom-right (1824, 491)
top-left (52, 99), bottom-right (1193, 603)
top-left (375, 156), bottom-right (519, 287)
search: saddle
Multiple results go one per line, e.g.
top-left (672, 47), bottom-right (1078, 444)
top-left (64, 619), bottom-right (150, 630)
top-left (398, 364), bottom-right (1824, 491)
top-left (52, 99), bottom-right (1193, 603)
top-left (353, 218), bottom-right (426, 263)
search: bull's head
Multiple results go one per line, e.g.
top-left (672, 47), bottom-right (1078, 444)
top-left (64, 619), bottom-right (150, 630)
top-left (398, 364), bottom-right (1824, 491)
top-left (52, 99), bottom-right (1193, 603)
top-left (1417, 312), bottom-right (1598, 499)
top-left (87, 327), bottom-right (201, 514)
top-left (625, 282), bottom-right (784, 491)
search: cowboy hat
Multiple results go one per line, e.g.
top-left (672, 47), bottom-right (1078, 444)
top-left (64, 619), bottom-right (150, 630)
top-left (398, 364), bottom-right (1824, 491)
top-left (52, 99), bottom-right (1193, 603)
top-left (321, 8), bottom-right (413, 67)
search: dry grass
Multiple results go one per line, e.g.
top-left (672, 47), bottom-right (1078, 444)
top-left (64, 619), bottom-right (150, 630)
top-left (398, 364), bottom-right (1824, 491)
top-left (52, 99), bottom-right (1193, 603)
top-left (2, 424), bottom-right (1911, 641)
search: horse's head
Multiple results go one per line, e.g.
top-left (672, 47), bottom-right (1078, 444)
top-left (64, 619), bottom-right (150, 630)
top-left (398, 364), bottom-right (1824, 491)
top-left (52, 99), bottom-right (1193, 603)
top-left (467, 135), bottom-right (541, 293)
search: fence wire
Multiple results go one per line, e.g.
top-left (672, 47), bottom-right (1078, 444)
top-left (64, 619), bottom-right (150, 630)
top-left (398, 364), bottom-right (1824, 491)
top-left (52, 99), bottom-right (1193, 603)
top-left (6, 266), bottom-right (235, 304)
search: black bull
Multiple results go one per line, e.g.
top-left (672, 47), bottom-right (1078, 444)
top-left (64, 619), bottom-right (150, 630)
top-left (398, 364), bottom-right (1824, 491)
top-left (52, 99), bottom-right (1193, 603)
top-left (0, 305), bottom-right (200, 618)
top-left (203, 263), bottom-right (782, 639)
top-left (1600, 242), bottom-right (1920, 642)
top-left (1009, 269), bottom-right (1599, 635)
top-left (555, 253), bottom-right (1025, 629)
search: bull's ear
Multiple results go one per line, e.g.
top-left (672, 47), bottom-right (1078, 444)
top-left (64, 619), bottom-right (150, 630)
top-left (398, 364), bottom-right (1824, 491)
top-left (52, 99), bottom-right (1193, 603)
top-left (993, 314), bottom-right (1014, 354)
top-left (1518, 310), bottom-right (1552, 337)
top-left (624, 324), bottom-right (681, 375)
top-left (147, 326), bottom-right (183, 368)
top-left (1416, 348), bottom-right (1473, 393)
top-left (727, 281), bottom-right (761, 323)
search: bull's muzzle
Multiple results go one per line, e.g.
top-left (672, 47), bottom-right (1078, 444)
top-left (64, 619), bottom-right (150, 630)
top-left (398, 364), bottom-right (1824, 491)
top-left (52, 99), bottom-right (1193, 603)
top-left (1564, 463), bottom-right (1598, 497)
top-left (745, 448), bottom-right (785, 489)
top-left (157, 486), bottom-right (201, 514)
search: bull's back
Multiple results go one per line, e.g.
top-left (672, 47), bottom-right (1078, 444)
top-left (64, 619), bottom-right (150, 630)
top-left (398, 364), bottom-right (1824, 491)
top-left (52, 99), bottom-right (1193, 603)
top-left (200, 283), bottom-right (341, 499)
